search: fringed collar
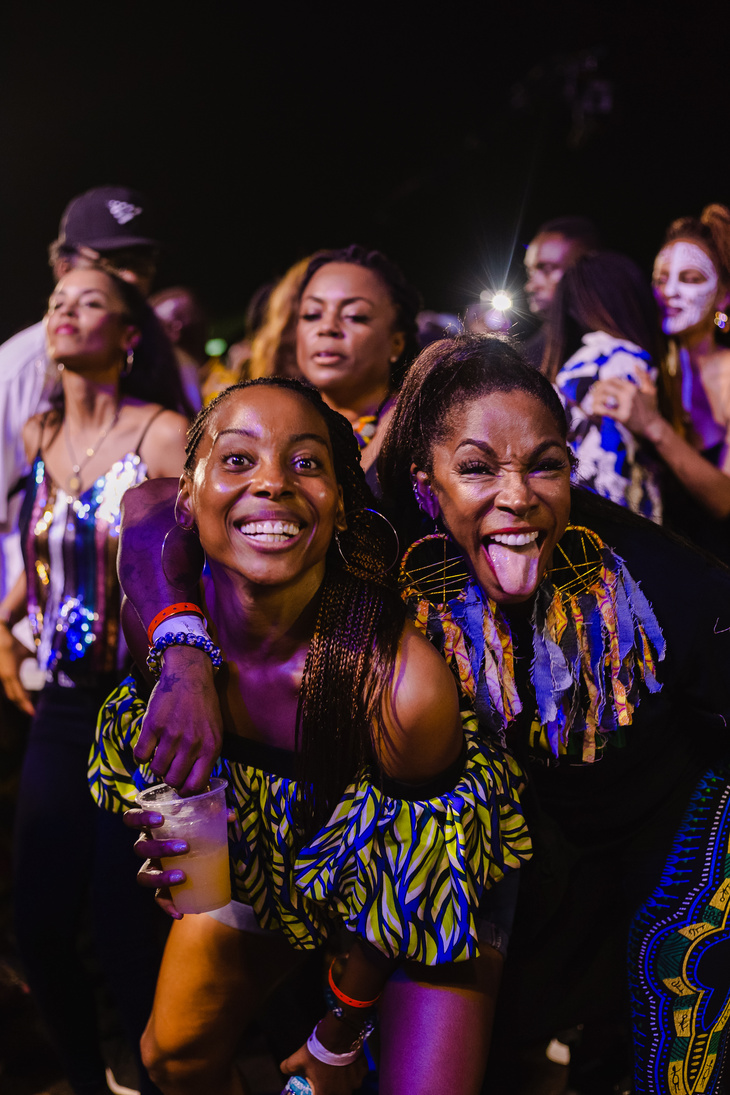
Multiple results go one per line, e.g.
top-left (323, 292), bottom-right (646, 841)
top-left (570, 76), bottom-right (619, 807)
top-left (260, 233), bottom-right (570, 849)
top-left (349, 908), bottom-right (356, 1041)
top-left (407, 526), bottom-right (665, 762)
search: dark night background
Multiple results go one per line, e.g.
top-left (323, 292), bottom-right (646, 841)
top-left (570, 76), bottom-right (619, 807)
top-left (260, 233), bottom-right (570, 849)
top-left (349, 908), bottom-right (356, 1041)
top-left (2, 1), bottom-right (728, 345)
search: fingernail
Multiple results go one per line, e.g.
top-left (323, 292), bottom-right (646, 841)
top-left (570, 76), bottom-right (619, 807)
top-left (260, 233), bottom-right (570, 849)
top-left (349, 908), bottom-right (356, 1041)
top-left (171, 842), bottom-right (188, 853)
top-left (169, 870), bottom-right (185, 882)
top-left (149, 814), bottom-right (163, 825)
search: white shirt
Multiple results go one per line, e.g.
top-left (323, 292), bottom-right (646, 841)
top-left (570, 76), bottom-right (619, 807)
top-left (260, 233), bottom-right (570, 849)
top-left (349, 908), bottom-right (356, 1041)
top-left (0, 321), bottom-right (57, 598)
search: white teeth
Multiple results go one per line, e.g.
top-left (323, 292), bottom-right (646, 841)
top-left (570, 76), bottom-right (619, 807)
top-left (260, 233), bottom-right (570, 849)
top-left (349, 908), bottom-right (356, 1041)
top-left (239, 520), bottom-right (300, 538)
top-left (489, 531), bottom-right (539, 547)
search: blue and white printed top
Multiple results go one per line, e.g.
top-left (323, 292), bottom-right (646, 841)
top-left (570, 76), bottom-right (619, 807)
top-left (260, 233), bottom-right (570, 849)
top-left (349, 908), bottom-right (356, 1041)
top-left (555, 331), bottom-right (662, 522)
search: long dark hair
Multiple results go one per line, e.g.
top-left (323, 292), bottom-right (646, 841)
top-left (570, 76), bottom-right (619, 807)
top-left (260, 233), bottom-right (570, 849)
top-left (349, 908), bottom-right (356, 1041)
top-left (185, 377), bottom-right (406, 834)
top-left (378, 334), bottom-right (567, 541)
top-left (541, 251), bottom-right (661, 382)
top-left (299, 244), bottom-right (422, 390)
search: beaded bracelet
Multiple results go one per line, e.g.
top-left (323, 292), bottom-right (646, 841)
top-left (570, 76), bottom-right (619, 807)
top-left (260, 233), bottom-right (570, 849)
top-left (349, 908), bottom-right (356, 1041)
top-left (147, 603), bottom-right (205, 644)
top-left (146, 631), bottom-right (223, 679)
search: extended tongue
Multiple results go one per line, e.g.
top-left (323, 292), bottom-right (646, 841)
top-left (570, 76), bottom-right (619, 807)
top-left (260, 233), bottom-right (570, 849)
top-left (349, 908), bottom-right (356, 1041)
top-left (486, 541), bottom-right (540, 597)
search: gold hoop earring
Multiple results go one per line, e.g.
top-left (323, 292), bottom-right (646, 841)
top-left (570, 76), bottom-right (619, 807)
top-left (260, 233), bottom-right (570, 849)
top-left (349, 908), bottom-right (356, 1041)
top-left (715, 311), bottom-right (729, 331)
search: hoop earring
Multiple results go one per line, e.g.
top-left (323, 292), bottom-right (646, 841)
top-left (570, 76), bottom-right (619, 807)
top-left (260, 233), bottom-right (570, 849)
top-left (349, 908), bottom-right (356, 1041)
top-left (160, 495), bottom-right (206, 591)
top-left (122, 348), bottom-right (134, 377)
top-left (715, 311), bottom-right (729, 331)
top-left (335, 507), bottom-right (401, 573)
top-left (399, 531), bottom-right (469, 605)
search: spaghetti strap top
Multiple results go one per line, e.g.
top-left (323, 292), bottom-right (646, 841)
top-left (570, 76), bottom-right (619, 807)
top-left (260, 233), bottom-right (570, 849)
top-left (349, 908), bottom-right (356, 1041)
top-left (19, 407), bottom-right (162, 681)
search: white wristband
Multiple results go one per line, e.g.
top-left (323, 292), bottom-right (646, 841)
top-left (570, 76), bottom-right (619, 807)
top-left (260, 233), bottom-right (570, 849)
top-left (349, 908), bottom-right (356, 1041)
top-left (151, 614), bottom-right (209, 645)
top-left (306, 1027), bottom-right (362, 1067)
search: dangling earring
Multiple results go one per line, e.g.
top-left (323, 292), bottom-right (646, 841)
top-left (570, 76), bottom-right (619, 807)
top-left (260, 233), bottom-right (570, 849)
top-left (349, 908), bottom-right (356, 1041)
top-left (399, 532), bottom-right (469, 606)
top-left (122, 348), bottom-right (134, 377)
top-left (334, 508), bottom-right (401, 573)
top-left (160, 495), bottom-right (206, 591)
top-left (715, 311), bottom-right (729, 331)
top-left (56, 361), bottom-right (65, 374)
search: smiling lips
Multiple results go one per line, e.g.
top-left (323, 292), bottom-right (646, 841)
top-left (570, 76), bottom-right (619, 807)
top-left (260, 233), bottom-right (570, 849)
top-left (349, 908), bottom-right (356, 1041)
top-left (483, 528), bottom-right (542, 598)
top-left (237, 519), bottom-right (302, 544)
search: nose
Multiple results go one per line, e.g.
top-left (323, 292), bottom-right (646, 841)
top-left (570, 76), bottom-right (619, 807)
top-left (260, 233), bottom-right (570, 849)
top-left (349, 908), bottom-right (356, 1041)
top-left (249, 457), bottom-right (292, 498)
top-left (317, 309), bottom-right (343, 337)
top-left (494, 470), bottom-right (537, 514)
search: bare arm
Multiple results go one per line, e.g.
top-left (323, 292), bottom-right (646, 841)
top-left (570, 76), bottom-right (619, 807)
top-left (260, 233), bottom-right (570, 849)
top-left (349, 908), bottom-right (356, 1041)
top-left (375, 621), bottom-right (464, 782)
top-left (0, 571), bottom-right (34, 715)
top-left (593, 374), bottom-right (730, 520)
top-left (118, 479), bottom-right (222, 794)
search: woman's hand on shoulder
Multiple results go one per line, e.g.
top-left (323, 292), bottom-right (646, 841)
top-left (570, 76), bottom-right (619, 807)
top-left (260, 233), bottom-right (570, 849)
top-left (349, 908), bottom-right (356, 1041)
top-left (139, 408), bottom-right (189, 479)
top-left (375, 621), bottom-right (463, 782)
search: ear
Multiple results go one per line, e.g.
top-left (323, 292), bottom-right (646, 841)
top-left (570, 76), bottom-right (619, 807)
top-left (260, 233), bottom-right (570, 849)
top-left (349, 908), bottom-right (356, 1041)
top-left (389, 330), bottom-right (406, 363)
top-left (334, 485), bottom-right (347, 532)
top-left (123, 325), bottom-right (141, 353)
top-left (175, 477), bottom-right (196, 531)
top-left (411, 464), bottom-right (440, 519)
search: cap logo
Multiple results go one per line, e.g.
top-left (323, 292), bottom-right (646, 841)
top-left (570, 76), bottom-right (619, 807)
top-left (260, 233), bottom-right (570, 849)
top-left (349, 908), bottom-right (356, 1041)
top-left (107, 199), bottom-right (142, 225)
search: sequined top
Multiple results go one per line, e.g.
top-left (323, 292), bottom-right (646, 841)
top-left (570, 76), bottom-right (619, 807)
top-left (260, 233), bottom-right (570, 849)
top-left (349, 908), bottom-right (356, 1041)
top-left (20, 451), bottom-right (148, 680)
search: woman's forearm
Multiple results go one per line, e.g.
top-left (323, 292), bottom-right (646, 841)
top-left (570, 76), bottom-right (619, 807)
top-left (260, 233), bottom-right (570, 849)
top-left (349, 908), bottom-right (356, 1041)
top-left (0, 571), bottom-right (28, 627)
top-left (119, 478), bottom-right (203, 630)
top-left (316, 939), bottom-right (396, 1053)
top-left (647, 418), bottom-right (730, 519)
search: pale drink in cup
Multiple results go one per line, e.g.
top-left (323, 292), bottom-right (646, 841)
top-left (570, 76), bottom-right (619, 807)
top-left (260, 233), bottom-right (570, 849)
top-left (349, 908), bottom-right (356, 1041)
top-left (136, 778), bottom-right (231, 914)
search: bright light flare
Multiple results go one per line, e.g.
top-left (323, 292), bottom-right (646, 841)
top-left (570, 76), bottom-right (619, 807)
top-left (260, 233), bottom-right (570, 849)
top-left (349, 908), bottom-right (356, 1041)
top-left (491, 292), bottom-right (512, 312)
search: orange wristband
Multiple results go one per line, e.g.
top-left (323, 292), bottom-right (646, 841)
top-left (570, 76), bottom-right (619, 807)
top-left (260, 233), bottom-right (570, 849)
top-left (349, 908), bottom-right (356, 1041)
top-left (327, 960), bottom-right (381, 1009)
top-left (146, 603), bottom-right (205, 645)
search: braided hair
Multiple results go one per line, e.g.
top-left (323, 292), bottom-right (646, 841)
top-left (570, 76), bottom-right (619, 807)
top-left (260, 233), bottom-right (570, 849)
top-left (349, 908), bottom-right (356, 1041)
top-left (185, 377), bottom-right (406, 836)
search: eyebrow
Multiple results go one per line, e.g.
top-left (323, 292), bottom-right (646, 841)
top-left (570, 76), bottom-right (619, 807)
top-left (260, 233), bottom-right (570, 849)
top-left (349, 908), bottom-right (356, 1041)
top-left (301, 295), bottom-right (375, 308)
top-left (215, 428), bottom-right (330, 447)
top-left (455, 438), bottom-right (565, 459)
top-left (49, 288), bottom-right (112, 303)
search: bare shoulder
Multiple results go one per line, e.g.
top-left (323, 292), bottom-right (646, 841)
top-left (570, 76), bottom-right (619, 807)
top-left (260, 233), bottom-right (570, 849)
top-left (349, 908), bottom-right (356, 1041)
top-left (21, 412), bottom-right (50, 461)
top-left (375, 621), bottom-right (463, 782)
top-left (138, 407), bottom-right (189, 479)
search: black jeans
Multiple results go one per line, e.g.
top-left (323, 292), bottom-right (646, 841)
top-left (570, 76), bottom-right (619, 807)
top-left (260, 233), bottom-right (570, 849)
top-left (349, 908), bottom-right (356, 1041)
top-left (13, 683), bottom-right (164, 1095)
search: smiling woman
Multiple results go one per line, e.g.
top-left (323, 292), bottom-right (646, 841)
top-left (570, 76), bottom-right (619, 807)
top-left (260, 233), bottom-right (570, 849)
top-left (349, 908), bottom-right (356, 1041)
top-left (89, 377), bottom-right (530, 1095)
top-left (378, 333), bottom-right (730, 1090)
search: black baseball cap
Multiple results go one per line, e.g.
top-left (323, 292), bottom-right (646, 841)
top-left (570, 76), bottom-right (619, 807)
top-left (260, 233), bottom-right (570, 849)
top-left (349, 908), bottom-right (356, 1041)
top-left (58, 185), bottom-right (160, 251)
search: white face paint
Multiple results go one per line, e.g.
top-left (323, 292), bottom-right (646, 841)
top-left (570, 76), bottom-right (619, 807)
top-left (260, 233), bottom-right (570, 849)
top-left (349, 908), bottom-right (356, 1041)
top-left (652, 241), bottom-right (719, 335)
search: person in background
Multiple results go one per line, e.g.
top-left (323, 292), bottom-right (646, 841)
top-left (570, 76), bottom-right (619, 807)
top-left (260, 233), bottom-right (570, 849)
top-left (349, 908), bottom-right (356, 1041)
top-left (150, 286), bottom-right (209, 415)
top-left (0, 266), bottom-right (188, 1095)
top-left (522, 215), bottom-right (600, 368)
top-left (541, 251), bottom-right (663, 521)
top-left (247, 256), bottom-right (312, 381)
top-left (592, 204), bottom-right (730, 565)
top-left (294, 245), bottom-right (421, 486)
top-left (0, 185), bottom-right (162, 603)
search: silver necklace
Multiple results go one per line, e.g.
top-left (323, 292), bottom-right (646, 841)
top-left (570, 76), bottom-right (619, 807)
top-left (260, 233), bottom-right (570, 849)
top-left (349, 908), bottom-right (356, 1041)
top-left (63, 405), bottom-right (121, 494)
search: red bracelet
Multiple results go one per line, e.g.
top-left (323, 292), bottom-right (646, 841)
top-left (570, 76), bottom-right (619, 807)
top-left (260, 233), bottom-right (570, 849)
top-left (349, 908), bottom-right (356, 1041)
top-left (146, 603), bottom-right (205, 644)
top-left (328, 960), bottom-right (381, 1010)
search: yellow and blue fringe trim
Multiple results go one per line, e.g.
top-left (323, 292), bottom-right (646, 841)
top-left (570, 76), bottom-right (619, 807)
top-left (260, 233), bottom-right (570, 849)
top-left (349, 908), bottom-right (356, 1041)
top-left (409, 526), bottom-right (665, 762)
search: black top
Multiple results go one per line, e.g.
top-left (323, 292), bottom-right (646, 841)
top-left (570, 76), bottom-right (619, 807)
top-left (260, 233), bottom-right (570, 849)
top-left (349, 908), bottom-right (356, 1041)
top-left (495, 489), bottom-right (730, 1041)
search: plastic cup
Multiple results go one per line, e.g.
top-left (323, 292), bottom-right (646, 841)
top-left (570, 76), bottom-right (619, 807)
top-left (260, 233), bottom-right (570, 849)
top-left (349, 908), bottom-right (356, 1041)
top-left (136, 778), bottom-right (231, 914)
